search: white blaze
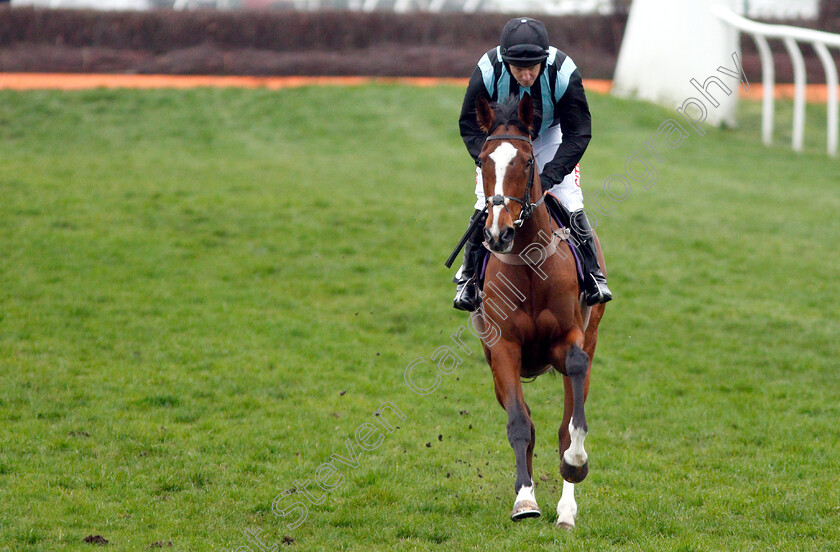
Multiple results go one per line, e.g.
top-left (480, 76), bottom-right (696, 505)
top-left (488, 142), bottom-right (516, 238)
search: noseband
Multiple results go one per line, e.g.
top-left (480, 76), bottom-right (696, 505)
top-left (482, 134), bottom-right (545, 227)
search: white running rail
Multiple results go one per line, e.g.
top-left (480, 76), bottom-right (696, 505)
top-left (712, 4), bottom-right (840, 156)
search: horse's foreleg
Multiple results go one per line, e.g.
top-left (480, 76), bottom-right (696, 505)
top-left (561, 344), bottom-right (590, 483)
top-left (554, 336), bottom-right (591, 529)
top-left (491, 344), bottom-right (540, 521)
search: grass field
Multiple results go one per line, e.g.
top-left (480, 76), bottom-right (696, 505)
top-left (1, 85), bottom-right (838, 552)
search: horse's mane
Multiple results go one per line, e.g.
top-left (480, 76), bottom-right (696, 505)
top-left (488, 95), bottom-right (537, 135)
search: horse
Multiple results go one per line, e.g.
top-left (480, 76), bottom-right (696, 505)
top-left (469, 93), bottom-right (607, 529)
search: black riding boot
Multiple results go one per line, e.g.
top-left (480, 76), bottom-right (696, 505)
top-left (568, 209), bottom-right (613, 306)
top-left (453, 210), bottom-right (486, 312)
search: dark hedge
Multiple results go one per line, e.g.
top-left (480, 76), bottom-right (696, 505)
top-left (0, 8), bottom-right (625, 52)
top-left (1, 6), bottom-right (838, 82)
top-left (0, 7), bottom-right (625, 77)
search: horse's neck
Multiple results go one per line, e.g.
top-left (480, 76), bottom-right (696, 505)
top-left (510, 205), bottom-right (553, 257)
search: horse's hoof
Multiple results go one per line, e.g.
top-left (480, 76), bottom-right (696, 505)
top-left (555, 519), bottom-right (575, 530)
top-left (560, 459), bottom-right (589, 483)
top-left (510, 500), bottom-right (541, 521)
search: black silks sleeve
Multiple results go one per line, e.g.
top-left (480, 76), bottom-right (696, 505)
top-left (540, 69), bottom-right (592, 186)
top-left (459, 66), bottom-right (492, 164)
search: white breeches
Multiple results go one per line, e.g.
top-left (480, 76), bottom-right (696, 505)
top-left (473, 124), bottom-right (585, 212)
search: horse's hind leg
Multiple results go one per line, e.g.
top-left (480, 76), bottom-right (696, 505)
top-left (490, 343), bottom-right (540, 521)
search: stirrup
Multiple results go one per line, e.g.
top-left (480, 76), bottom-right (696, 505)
top-left (583, 274), bottom-right (612, 306)
top-left (453, 277), bottom-right (481, 312)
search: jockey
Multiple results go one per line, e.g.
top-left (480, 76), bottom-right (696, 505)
top-left (453, 16), bottom-right (613, 311)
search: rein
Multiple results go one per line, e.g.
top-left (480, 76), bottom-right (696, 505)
top-left (483, 134), bottom-right (546, 227)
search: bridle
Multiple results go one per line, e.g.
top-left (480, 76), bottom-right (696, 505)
top-left (482, 134), bottom-right (545, 227)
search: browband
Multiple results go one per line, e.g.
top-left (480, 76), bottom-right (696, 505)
top-left (485, 134), bottom-right (532, 144)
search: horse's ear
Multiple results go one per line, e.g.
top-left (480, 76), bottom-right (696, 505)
top-left (476, 96), bottom-right (494, 133)
top-left (518, 93), bottom-right (535, 131)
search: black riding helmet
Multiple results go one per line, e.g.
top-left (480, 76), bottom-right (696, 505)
top-left (500, 17), bottom-right (549, 67)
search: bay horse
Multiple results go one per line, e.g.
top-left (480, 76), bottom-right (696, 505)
top-left (470, 94), bottom-right (607, 528)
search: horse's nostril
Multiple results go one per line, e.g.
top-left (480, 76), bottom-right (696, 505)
top-left (501, 227), bottom-right (515, 243)
top-left (484, 228), bottom-right (492, 242)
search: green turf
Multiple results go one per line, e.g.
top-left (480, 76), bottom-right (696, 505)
top-left (0, 85), bottom-right (838, 551)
